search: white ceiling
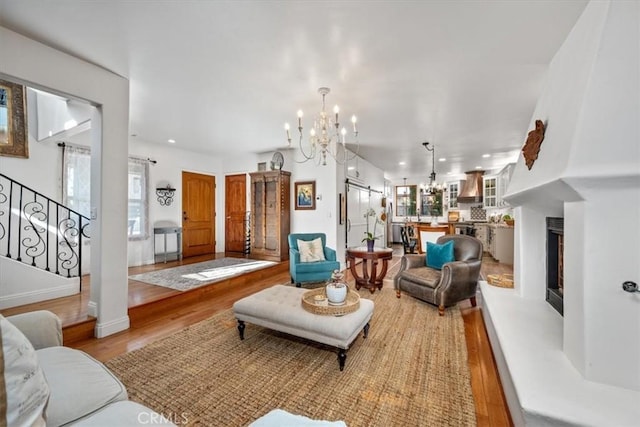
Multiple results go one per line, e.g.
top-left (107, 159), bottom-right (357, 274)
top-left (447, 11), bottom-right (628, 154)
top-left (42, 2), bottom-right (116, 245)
top-left (0, 0), bottom-right (588, 181)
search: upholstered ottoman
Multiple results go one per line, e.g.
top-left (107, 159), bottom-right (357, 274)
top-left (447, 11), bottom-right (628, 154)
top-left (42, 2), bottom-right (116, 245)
top-left (232, 284), bottom-right (374, 370)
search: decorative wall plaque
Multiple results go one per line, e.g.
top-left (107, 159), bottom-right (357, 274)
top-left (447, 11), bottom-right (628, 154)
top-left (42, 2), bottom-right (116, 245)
top-left (522, 119), bottom-right (546, 170)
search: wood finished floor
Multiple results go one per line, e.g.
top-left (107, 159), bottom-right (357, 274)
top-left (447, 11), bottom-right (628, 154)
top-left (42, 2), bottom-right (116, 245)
top-left (1, 248), bottom-right (514, 426)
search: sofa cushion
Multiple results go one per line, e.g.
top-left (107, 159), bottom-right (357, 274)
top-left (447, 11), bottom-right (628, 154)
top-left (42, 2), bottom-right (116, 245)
top-left (426, 240), bottom-right (454, 270)
top-left (0, 315), bottom-right (50, 427)
top-left (72, 401), bottom-right (177, 426)
top-left (36, 346), bottom-right (128, 426)
top-left (400, 267), bottom-right (442, 289)
top-left (297, 238), bottom-right (326, 262)
top-left (295, 260), bottom-right (340, 274)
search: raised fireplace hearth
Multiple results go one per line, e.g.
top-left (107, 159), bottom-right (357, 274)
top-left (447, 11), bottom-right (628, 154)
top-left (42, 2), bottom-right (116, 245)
top-left (546, 217), bottom-right (564, 315)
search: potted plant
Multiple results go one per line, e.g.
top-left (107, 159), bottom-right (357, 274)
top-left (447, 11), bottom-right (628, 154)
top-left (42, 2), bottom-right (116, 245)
top-left (503, 214), bottom-right (514, 226)
top-left (362, 208), bottom-right (385, 251)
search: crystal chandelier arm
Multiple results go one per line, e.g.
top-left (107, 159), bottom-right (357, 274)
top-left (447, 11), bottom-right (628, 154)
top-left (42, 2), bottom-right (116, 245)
top-left (295, 126), bottom-right (317, 162)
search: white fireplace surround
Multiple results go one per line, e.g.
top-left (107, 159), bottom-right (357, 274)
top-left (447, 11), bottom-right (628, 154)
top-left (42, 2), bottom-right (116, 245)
top-left (480, 1), bottom-right (640, 425)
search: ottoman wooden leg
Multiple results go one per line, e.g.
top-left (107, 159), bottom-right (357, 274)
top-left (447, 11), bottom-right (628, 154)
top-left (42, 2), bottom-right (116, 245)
top-left (237, 320), bottom-right (245, 340)
top-left (363, 322), bottom-right (370, 338)
top-left (338, 349), bottom-right (347, 371)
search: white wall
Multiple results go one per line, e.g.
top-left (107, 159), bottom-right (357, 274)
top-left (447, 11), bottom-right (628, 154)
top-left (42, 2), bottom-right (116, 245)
top-left (504, 0), bottom-right (640, 391)
top-left (128, 140), bottom-right (223, 264)
top-left (0, 257), bottom-right (79, 309)
top-left (1, 26), bottom-right (130, 337)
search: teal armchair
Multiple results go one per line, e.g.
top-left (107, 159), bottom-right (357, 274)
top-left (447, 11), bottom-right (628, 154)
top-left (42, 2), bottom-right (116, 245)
top-left (288, 233), bottom-right (340, 287)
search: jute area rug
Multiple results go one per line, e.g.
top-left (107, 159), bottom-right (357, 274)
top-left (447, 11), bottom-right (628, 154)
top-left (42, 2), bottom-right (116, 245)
top-left (105, 287), bottom-right (476, 426)
top-left (128, 258), bottom-right (275, 291)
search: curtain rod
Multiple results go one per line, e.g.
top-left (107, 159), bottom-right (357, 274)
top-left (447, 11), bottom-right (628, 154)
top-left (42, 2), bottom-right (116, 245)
top-left (56, 142), bottom-right (157, 164)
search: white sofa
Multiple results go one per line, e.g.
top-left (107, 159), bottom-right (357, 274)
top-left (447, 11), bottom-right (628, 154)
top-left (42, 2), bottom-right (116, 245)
top-left (1, 310), bottom-right (175, 426)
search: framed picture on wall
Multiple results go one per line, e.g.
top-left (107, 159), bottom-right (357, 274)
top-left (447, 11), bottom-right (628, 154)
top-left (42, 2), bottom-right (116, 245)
top-left (0, 79), bottom-right (29, 159)
top-left (295, 181), bottom-right (316, 210)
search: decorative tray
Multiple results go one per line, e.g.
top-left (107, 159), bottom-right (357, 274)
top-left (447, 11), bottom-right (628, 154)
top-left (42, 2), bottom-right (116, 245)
top-left (301, 287), bottom-right (360, 316)
top-left (487, 274), bottom-right (514, 288)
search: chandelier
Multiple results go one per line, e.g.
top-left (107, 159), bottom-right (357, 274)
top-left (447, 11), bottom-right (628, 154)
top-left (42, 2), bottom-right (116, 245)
top-left (285, 87), bottom-right (359, 165)
top-left (422, 141), bottom-right (442, 193)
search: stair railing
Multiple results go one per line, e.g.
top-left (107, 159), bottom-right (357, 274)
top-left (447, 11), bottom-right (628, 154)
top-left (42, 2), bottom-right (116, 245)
top-left (0, 173), bottom-right (90, 287)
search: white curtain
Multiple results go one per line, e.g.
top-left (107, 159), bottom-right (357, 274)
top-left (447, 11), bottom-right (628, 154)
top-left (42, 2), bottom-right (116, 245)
top-left (62, 144), bottom-right (91, 217)
top-left (127, 157), bottom-right (149, 239)
top-left (62, 145), bottom-right (149, 239)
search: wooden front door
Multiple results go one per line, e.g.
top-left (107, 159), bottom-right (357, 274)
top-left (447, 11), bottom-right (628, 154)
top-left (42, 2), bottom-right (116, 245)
top-left (225, 173), bottom-right (247, 253)
top-left (182, 171), bottom-right (215, 257)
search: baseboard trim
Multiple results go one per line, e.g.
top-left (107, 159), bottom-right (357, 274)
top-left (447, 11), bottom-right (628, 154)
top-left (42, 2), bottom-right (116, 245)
top-left (87, 301), bottom-right (97, 318)
top-left (0, 281), bottom-right (80, 310)
top-left (95, 315), bottom-right (130, 338)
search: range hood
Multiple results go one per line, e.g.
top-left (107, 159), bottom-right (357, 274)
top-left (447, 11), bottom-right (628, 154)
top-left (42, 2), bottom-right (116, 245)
top-left (457, 171), bottom-right (485, 204)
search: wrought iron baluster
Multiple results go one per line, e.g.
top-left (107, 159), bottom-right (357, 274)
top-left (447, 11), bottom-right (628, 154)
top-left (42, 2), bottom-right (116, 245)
top-left (23, 193), bottom-right (46, 267)
top-left (0, 173), bottom-right (90, 284)
top-left (0, 180), bottom-right (6, 249)
top-left (55, 204), bottom-right (60, 275)
top-left (17, 186), bottom-right (23, 261)
top-left (45, 200), bottom-right (50, 271)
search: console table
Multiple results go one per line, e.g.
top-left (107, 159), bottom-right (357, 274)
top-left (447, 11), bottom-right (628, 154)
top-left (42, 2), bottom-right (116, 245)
top-left (154, 224), bottom-right (182, 263)
top-left (346, 247), bottom-right (394, 293)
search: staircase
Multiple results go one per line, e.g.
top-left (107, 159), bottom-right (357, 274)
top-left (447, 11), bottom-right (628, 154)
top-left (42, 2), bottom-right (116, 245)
top-left (0, 173), bottom-right (90, 309)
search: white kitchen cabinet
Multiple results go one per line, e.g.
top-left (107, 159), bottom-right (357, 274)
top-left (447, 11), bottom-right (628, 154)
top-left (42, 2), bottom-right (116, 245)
top-left (474, 224), bottom-right (488, 251)
top-left (487, 225), bottom-right (514, 264)
top-left (483, 163), bottom-right (515, 209)
top-left (497, 163), bottom-right (515, 208)
top-left (446, 180), bottom-right (464, 210)
top-left (483, 175), bottom-right (498, 209)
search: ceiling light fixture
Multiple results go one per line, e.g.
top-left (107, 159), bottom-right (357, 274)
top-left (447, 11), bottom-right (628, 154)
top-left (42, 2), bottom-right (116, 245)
top-left (168, 139), bottom-right (176, 144)
top-left (482, 153), bottom-right (491, 158)
top-left (285, 87), bottom-right (359, 165)
top-left (422, 141), bottom-right (442, 194)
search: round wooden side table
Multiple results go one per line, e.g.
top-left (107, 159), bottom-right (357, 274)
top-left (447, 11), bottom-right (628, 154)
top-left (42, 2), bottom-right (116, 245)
top-left (346, 247), bottom-right (394, 293)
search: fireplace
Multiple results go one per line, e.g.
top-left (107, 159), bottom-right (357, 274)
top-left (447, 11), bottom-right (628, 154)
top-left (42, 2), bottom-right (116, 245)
top-left (546, 217), bottom-right (564, 315)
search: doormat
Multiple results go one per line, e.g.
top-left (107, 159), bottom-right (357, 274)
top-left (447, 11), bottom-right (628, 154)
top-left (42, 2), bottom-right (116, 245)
top-left (129, 258), bottom-right (276, 291)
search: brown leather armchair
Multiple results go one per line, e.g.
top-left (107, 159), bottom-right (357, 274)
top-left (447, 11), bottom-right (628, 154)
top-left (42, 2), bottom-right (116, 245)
top-left (394, 234), bottom-right (483, 316)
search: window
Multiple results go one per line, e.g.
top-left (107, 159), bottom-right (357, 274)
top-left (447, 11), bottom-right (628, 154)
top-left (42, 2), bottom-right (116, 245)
top-left (63, 145), bottom-right (91, 217)
top-left (420, 189), bottom-right (443, 216)
top-left (63, 145), bottom-right (149, 239)
top-left (395, 184), bottom-right (417, 217)
top-left (127, 158), bottom-right (149, 239)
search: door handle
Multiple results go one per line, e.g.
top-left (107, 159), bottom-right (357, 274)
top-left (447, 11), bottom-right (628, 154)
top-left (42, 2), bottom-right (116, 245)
top-left (183, 211), bottom-right (188, 221)
top-left (347, 219), bottom-right (351, 232)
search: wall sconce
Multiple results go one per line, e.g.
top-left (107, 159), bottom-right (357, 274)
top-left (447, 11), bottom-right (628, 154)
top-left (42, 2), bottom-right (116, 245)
top-left (156, 185), bottom-right (176, 206)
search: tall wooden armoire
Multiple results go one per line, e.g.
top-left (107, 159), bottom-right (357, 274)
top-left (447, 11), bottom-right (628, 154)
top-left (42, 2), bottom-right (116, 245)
top-left (249, 170), bottom-right (291, 261)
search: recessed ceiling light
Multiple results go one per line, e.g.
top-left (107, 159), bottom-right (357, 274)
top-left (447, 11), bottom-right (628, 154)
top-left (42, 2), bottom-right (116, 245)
top-left (168, 139), bottom-right (176, 144)
top-left (482, 153), bottom-right (491, 158)
top-left (399, 161), bottom-right (406, 166)
top-left (475, 166), bottom-right (482, 169)
top-left (438, 158), bottom-right (446, 162)
top-left (347, 166), bottom-right (355, 170)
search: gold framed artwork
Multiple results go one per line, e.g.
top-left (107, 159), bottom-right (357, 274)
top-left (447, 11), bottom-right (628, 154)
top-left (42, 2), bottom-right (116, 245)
top-left (295, 181), bottom-right (316, 210)
top-left (0, 79), bottom-right (29, 159)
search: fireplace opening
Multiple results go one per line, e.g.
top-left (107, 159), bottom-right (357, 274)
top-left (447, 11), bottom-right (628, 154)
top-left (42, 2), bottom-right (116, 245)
top-left (546, 217), bottom-right (564, 315)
